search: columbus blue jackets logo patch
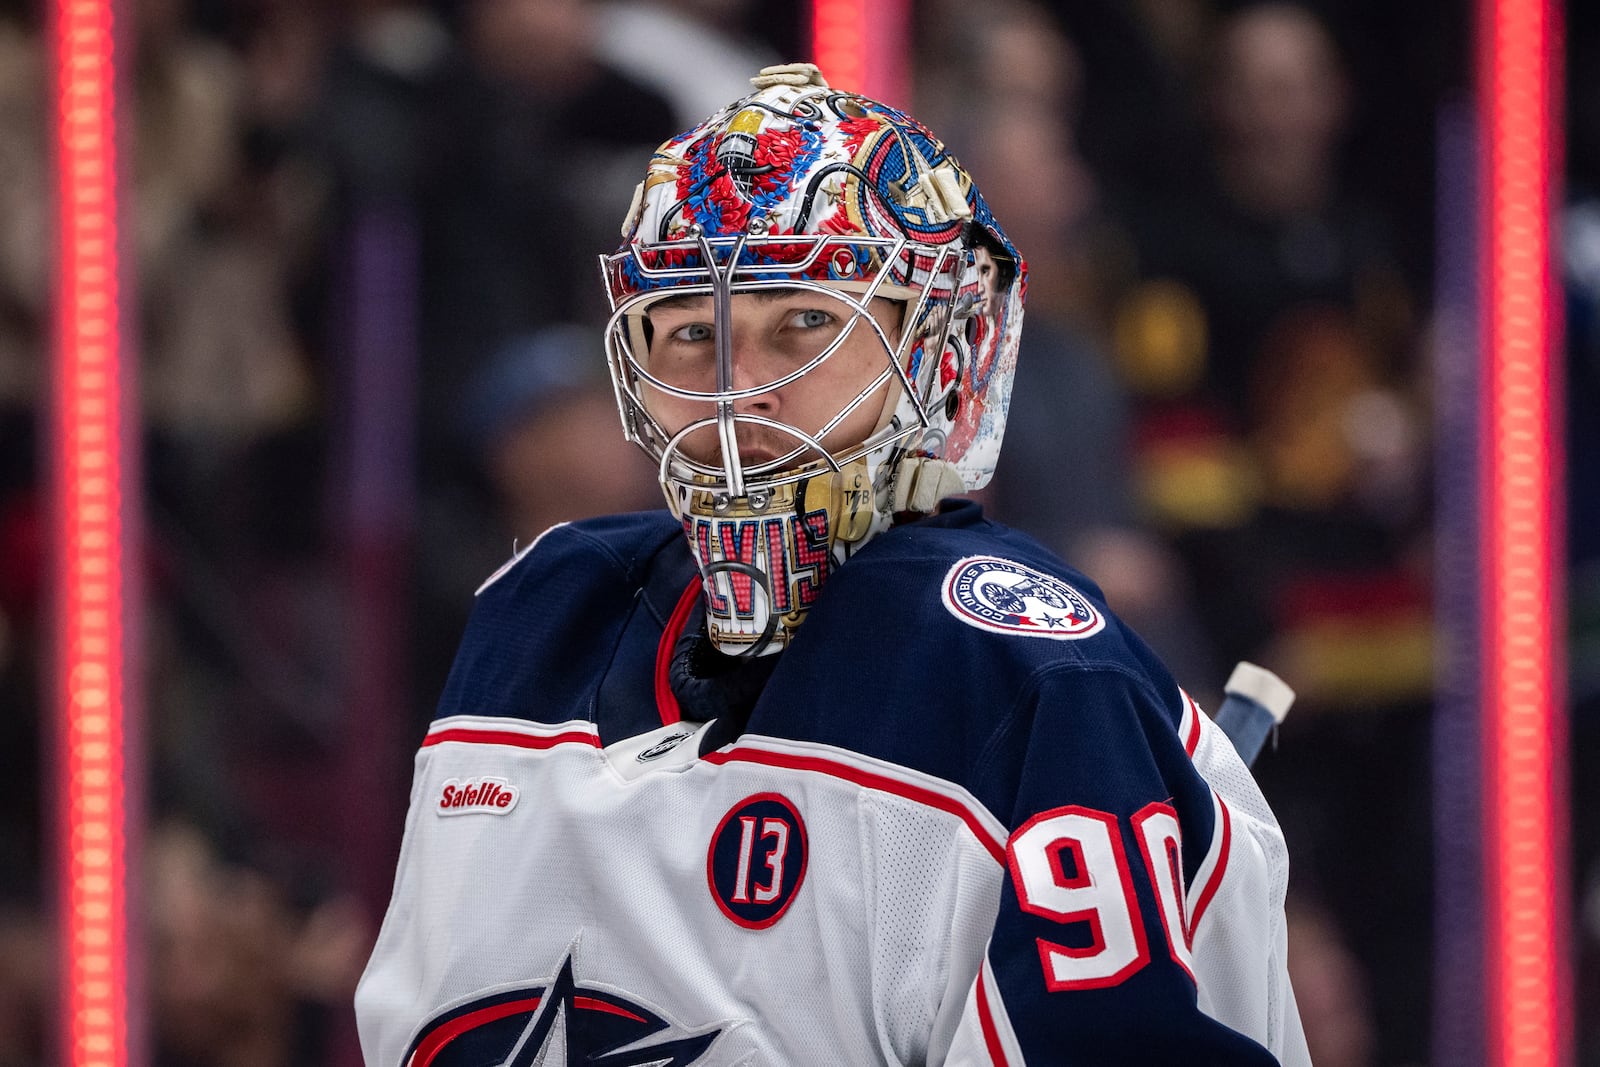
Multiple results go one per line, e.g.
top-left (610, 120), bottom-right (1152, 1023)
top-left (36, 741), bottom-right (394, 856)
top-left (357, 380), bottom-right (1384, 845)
top-left (401, 953), bottom-right (722, 1066)
top-left (707, 793), bottom-right (808, 929)
top-left (941, 555), bottom-right (1106, 640)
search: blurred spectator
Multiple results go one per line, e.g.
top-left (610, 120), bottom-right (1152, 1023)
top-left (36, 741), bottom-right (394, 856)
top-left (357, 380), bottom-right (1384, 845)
top-left (419, 0), bottom-right (675, 422)
top-left (1109, 2), bottom-right (1430, 694)
top-left (458, 324), bottom-right (660, 543)
top-left (464, 334), bottom-right (660, 542)
top-left (0, 0), bottom-right (333, 886)
top-left (920, 0), bottom-right (1217, 691)
top-left (1567, 196), bottom-right (1600, 713)
top-left (1285, 898), bottom-right (1377, 1067)
top-left (0, 15), bottom-right (45, 413)
top-left (0, 5), bottom-right (374, 1063)
top-left (1229, 308), bottom-right (1431, 706)
top-left (148, 821), bottom-right (369, 1067)
top-left (1121, 1), bottom-right (1412, 413)
top-left (131, 0), bottom-right (241, 287)
top-left (1115, 20), bottom-right (1434, 1058)
top-left (314, 1), bottom-right (448, 204)
top-left (415, 324), bottom-right (660, 718)
top-left (135, 0), bottom-right (323, 561)
top-left (1213, 2), bottom-right (1349, 223)
top-left (0, 903), bottom-right (46, 1067)
top-left (1046, 0), bottom-right (1208, 215)
top-left (134, 0), bottom-right (315, 465)
top-left (133, 0), bottom-right (349, 893)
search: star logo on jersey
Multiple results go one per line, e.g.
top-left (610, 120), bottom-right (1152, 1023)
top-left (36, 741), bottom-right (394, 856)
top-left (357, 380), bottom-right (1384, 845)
top-left (940, 556), bottom-right (1106, 641)
top-left (401, 951), bottom-right (723, 1067)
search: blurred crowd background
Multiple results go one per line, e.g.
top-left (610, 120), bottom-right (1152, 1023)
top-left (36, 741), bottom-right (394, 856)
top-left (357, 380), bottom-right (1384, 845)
top-left (0, 0), bottom-right (1595, 1063)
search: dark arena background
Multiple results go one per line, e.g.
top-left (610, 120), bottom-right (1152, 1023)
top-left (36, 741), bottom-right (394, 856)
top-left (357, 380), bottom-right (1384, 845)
top-left (2, 0), bottom-right (1587, 1063)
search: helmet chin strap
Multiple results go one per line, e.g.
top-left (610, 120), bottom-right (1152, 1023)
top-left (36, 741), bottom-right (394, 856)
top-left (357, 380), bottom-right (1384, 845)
top-left (888, 456), bottom-right (966, 515)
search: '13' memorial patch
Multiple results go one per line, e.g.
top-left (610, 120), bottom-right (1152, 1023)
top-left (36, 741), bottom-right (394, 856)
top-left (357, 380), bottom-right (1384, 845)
top-left (707, 793), bottom-right (808, 929)
top-left (941, 555), bottom-right (1105, 640)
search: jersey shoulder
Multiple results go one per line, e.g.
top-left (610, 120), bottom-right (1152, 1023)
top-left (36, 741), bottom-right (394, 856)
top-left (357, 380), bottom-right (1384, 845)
top-left (819, 499), bottom-right (1148, 675)
top-left (435, 510), bottom-right (693, 728)
top-left (754, 502), bottom-right (1191, 801)
top-left (474, 511), bottom-right (685, 595)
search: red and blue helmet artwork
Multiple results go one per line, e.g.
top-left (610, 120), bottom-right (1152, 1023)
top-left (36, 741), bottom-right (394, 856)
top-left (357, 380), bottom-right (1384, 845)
top-left (599, 64), bottom-right (1028, 654)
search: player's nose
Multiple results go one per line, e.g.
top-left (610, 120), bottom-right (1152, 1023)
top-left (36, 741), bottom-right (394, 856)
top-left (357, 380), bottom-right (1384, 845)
top-left (728, 345), bottom-right (779, 415)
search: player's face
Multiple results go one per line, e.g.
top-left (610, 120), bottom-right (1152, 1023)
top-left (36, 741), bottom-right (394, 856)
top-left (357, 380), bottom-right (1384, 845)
top-left (641, 290), bottom-right (900, 468)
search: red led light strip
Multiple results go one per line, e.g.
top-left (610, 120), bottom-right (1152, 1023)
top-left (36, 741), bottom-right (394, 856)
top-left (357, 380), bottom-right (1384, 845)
top-left (811, 0), bottom-right (865, 95)
top-left (51, 1), bottom-right (133, 1065)
top-left (809, 0), bottom-right (910, 113)
top-left (1480, 0), bottom-right (1568, 1064)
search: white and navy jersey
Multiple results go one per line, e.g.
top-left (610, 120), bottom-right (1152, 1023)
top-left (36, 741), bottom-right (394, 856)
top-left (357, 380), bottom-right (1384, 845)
top-left (356, 501), bottom-right (1310, 1066)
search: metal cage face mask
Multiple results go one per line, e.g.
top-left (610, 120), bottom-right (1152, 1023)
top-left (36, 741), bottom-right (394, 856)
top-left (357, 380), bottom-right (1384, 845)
top-left (600, 65), bottom-right (1028, 656)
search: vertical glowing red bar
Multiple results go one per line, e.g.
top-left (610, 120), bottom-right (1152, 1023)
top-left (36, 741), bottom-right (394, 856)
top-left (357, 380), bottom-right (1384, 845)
top-left (811, 0), bottom-right (865, 94)
top-left (810, 0), bottom-right (911, 112)
top-left (1480, 0), bottom-right (1568, 1064)
top-left (50, 1), bottom-right (136, 1065)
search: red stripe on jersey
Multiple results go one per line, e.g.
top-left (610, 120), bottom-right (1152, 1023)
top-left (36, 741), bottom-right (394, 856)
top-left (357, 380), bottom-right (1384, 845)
top-left (1180, 690), bottom-right (1202, 756)
top-left (702, 746), bottom-right (1005, 862)
top-left (572, 996), bottom-right (646, 1022)
top-left (409, 996), bottom-right (542, 1067)
top-left (975, 963), bottom-right (1010, 1066)
top-left (655, 577), bottom-right (703, 726)
top-left (406, 994), bottom-right (646, 1067)
top-left (1186, 794), bottom-right (1233, 937)
top-left (421, 728), bottom-right (600, 750)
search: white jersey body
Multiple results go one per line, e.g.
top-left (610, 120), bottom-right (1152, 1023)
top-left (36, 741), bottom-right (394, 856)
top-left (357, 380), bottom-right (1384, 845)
top-left (356, 510), bottom-right (1310, 1066)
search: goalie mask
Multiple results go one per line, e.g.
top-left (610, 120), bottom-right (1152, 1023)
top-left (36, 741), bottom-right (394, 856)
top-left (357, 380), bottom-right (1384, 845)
top-left (601, 64), bottom-right (1027, 656)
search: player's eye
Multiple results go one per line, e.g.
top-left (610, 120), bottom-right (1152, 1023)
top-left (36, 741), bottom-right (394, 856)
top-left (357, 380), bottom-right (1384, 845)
top-left (786, 308), bottom-right (834, 330)
top-left (669, 322), bottom-right (713, 343)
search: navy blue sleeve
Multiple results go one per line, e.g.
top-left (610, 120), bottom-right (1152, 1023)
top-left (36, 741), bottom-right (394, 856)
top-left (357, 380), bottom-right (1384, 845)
top-left (974, 665), bottom-right (1281, 1066)
top-left (435, 513), bottom-right (686, 731)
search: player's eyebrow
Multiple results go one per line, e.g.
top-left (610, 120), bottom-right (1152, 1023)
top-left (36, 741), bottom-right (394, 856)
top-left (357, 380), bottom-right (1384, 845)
top-left (643, 293), bottom-right (704, 313)
top-left (646, 289), bottom-right (802, 314)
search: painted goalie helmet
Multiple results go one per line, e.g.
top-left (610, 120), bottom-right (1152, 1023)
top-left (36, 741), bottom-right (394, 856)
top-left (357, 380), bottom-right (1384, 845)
top-left (601, 64), bottom-right (1027, 655)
